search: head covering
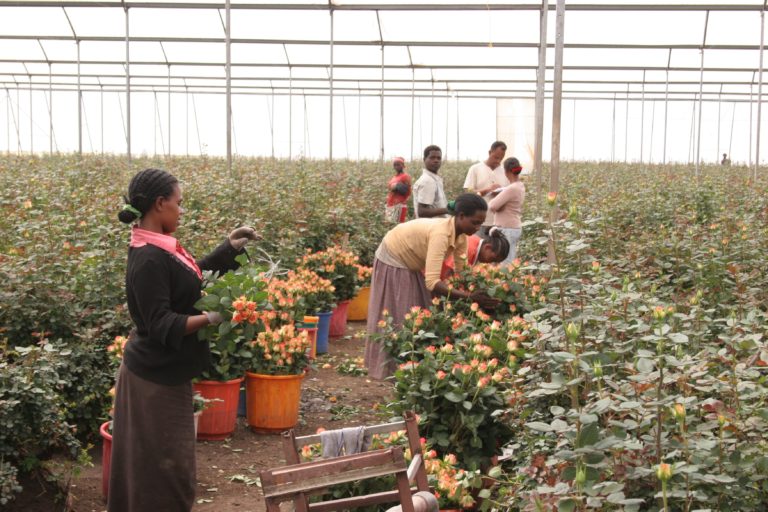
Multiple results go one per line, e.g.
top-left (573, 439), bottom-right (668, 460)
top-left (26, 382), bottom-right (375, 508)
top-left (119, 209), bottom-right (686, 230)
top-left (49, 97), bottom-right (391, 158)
top-left (129, 226), bottom-right (202, 279)
top-left (393, 156), bottom-right (406, 166)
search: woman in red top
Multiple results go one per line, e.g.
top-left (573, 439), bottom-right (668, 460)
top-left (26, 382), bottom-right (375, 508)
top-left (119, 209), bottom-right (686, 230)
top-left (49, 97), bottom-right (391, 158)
top-left (440, 228), bottom-right (510, 280)
top-left (385, 156), bottom-right (412, 223)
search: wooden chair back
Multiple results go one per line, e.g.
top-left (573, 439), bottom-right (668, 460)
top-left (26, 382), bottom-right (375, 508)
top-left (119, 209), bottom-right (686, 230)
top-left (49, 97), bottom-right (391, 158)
top-left (261, 411), bottom-right (429, 512)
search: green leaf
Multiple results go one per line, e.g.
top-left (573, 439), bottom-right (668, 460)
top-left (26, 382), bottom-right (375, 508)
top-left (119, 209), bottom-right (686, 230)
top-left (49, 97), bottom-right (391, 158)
top-left (577, 423), bottom-right (600, 448)
top-left (444, 392), bottom-right (465, 403)
top-left (636, 358), bottom-right (655, 373)
top-left (526, 422), bottom-right (555, 432)
top-left (557, 498), bottom-right (577, 512)
top-left (487, 465), bottom-right (503, 479)
top-left (196, 294), bottom-right (221, 310)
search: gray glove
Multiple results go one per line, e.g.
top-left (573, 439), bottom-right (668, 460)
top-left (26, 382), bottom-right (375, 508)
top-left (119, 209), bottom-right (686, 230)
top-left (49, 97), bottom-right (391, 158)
top-left (228, 226), bottom-right (261, 250)
top-left (204, 311), bottom-right (224, 326)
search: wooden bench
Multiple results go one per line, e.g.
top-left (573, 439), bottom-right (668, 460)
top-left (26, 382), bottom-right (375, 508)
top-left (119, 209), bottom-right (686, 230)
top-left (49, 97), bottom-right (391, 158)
top-left (260, 411), bottom-right (430, 512)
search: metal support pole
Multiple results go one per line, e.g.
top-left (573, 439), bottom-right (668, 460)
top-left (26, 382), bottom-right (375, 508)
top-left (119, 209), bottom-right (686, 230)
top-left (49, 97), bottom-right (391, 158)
top-left (663, 59), bottom-right (670, 165)
top-left (225, 0), bottom-right (232, 175)
top-left (534, 0), bottom-right (548, 198)
top-left (5, 88), bottom-right (9, 154)
top-left (28, 76), bottom-right (33, 154)
top-left (342, 95), bottom-right (348, 158)
top-left (191, 91), bottom-right (202, 155)
top-left (445, 86), bottom-right (449, 159)
top-left (125, 4), bottom-right (131, 161)
top-left (153, 90), bottom-right (158, 156)
top-left (100, 83), bottom-right (104, 154)
top-left (329, 6), bottom-right (334, 164)
top-left (410, 67), bottom-right (415, 160)
top-left (357, 82), bottom-right (361, 166)
top-left (284, 43), bottom-right (292, 160)
top-left (717, 83), bottom-right (723, 161)
top-left (729, 102), bottom-right (736, 159)
top-left (48, 63), bottom-right (53, 154)
top-left (756, 5), bottom-right (765, 179)
top-left (611, 92), bottom-right (616, 162)
top-left (77, 40), bottom-right (82, 155)
top-left (689, 95), bottom-right (696, 165)
top-left (185, 84), bottom-right (189, 155)
top-left (167, 64), bottom-right (171, 157)
top-left (456, 93), bottom-right (460, 160)
top-left (430, 75), bottom-right (435, 143)
top-left (380, 44), bottom-right (384, 164)
top-left (571, 99), bottom-right (576, 160)
top-left (749, 82), bottom-right (754, 168)
top-left (695, 11), bottom-right (709, 176)
top-left (15, 86), bottom-right (19, 154)
top-left (624, 83), bottom-right (629, 162)
top-left (649, 100), bottom-right (655, 163)
top-left (549, 0), bottom-right (565, 265)
top-left (640, 70), bottom-right (645, 164)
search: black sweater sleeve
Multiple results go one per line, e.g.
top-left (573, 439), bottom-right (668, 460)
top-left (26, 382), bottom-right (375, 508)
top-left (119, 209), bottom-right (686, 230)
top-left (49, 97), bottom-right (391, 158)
top-left (130, 255), bottom-right (189, 352)
top-left (197, 239), bottom-right (244, 275)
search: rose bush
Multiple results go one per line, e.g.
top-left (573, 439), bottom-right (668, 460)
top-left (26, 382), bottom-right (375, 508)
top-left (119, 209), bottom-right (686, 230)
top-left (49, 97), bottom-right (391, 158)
top-left (297, 247), bottom-right (363, 303)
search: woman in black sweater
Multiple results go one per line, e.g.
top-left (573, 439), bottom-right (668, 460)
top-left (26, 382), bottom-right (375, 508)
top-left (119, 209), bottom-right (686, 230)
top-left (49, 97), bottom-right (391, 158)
top-left (108, 168), bottom-right (258, 512)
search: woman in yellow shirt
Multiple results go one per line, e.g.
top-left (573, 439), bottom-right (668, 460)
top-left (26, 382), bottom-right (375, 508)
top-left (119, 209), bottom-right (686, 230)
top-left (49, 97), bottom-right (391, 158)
top-left (364, 193), bottom-right (500, 379)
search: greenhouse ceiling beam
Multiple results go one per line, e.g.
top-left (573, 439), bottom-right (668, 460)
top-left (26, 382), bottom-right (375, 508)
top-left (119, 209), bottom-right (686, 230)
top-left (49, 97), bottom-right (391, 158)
top-left (3, 79), bottom-right (757, 99)
top-left (5, 82), bottom-right (762, 103)
top-left (2, 58), bottom-right (766, 75)
top-left (9, 70), bottom-right (761, 88)
top-left (5, 71), bottom-right (761, 93)
top-left (0, 2), bottom-right (763, 12)
top-left (3, 34), bottom-right (766, 52)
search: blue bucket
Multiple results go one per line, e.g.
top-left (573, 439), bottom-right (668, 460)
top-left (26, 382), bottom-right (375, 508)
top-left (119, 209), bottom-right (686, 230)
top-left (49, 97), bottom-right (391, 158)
top-left (316, 311), bottom-right (333, 354)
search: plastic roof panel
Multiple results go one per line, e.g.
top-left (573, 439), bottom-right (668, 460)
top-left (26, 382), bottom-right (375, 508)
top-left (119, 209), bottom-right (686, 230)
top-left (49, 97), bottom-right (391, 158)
top-left (130, 8), bottom-right (224, 38)
top-left (230, 9), bottom-right (330, 40)
top-left (0, 7), bottom-right (70, 37)
top-left (66, 7), bottom-right (126, 38)
top-left (564, 11), bottom-right (708, 46)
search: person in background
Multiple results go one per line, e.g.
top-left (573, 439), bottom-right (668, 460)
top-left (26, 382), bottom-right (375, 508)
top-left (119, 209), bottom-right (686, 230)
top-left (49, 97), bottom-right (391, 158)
top-left (412, 145), bottom-right (450, 218)
top-left (364, 193), bottom-right (500, 380)
top-left (385, 156), bottom-right (412, 223)
top-left (463, 141), bottom-right (508, 235)
top-left (440, 227), bottom-right (511, 281)
top-left (109, 168), bottom-right (259, 512)
top-left (721, 153), bottom-right (731, 166)
top-left (488, 157), bottom-right (526, 265)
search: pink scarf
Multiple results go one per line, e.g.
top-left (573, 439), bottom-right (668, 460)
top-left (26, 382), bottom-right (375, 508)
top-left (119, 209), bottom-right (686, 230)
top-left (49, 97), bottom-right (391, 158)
top-left (130, 226), bottom-right (202, 279)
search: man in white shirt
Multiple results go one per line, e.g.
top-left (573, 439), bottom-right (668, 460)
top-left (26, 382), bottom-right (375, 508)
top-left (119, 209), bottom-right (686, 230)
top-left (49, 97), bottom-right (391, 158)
top-left (412, 145), bottom-right (450, 218)
top-left (463, 141), bottom-right (508, 233)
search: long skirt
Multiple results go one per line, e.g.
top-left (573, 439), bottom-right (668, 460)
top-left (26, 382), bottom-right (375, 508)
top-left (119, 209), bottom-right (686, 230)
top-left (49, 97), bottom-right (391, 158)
top-left (108, 364), bottom-right (196, 512)
top-left (364, 258), bottom-right (432, 380)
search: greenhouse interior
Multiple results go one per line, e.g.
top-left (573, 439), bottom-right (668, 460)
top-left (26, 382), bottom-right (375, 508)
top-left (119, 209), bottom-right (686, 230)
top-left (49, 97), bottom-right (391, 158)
top-left (2, 2), bottom-right (768, 512)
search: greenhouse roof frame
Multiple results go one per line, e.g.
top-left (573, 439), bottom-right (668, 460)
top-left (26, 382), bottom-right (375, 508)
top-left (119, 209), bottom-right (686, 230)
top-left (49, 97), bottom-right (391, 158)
top-left (1, 0), bottom-right (766, 176)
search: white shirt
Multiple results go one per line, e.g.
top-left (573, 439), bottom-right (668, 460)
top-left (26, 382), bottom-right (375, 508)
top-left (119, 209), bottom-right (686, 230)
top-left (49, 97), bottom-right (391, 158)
top-left (412, 169), bottom-right (449, 218)
top-left (463, 161), bottom-right (509, 226)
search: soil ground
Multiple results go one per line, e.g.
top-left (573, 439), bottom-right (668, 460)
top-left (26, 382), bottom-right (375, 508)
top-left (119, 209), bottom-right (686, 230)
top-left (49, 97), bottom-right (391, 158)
top-left (10, 321), bottom-right (395, 512)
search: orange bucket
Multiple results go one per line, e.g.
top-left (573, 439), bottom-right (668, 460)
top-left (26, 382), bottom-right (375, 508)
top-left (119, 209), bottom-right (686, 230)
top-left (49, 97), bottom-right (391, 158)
top-left (193, 378), bottom-right (243, 440)
top-left (347, 286), bottom-right (370, 321)
top-left (245, 371), bottom-right (305, 433)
